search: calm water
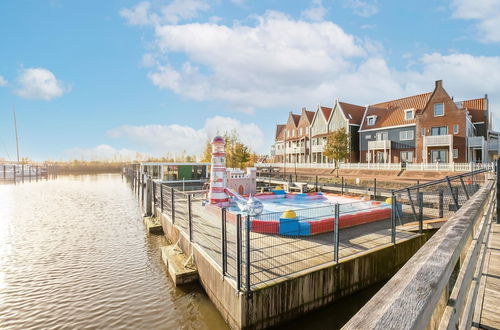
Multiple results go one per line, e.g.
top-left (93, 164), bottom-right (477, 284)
top-left (0, 174), bottom-right (383, 330)
top-left (0, 174), bottom-right (228, 330)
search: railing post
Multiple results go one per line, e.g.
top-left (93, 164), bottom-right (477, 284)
top-left (160, 183), bottom-right (164, 213)
top-left (497, 158), bottom-right (500, 224)
top-left (245, 214), bottom-right (251, 295)
top-left (407, 188), bottom-right (418, 222)
top-left (459, 175), bottom-right (470, 200)
top-left (236, 214), bottom-right (242, 291)
top-left (446, 176), bottom-right (460, 211)
top-left (438, 190), bottom-right (444, 219)
top-left (171, 187), bottom-right (175, 224)
top-left (391, 193), bottom-right (396, 244)
top-left (341, 177), bottom-right (344, 195)
top-left (334, 203), bottom-right (340, 263)
top-left (315, 175), bottom-right (318, 192)
top-left (417, 192), bottom-right (423, 234)
top-left (152, 181), bottom-right (156, 210)
top-left (221, 208), bottom-right (227, 276)
top-left (374, 178), bottom-right (377, 199)
top-left (188, 194), bottom-right (192, 242)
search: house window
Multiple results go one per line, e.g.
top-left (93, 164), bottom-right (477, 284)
top-left (367, 116), bottom-right (376, 126)
top-left (453, 124), bottom-right (459, 134)
top-left (300, 128), bottom-right (303, 135)
top-left (292, 130), bottom-right (295, 137)
top-left (365, 135), bottom-right (371, 140)
top-left (434, 103), bottom-right (444, 117)
top-left (421, 128), bottom-right (425, 136)
top-left (400, 130), bottom-right (414, 141)
top-left (431, 126), bottom-right (448, 136)
top-left (453, 149), bottom-right (458, 159)
top-left (405, 110), bottom-right (414, 120)
top-left (401, 151), bottom-right (414, 163)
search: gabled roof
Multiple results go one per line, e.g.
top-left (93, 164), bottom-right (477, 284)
top-left (287, 112), bottom-right (300, 127)
top-left (275, 124), bottom-right (285, 141)
top-left (360, 92), bottom-right (432, 130)
top-left (338, 101), bottom-right (365, 125)
top-left (320, 106), bottom-right (333, 121)
top-left (457, 97), bottom-right (487, 123)
top-left (305, 110), bottom-right (315, 123)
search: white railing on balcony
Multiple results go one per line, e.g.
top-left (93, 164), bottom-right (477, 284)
top-left (274, 148), bottom-right (284, 155)
top-left (368, 139), bottom-right (391, 150)
top-left (311, 144), bottom-right (324, 153)
top-left (285, 146), bottom-right (306, 154)
top-left (255, 162), bottom-right (494, 172)
top-left (468, 136), bottom-right (485, 148)
top-left (423, 134), bottom-right (453, 147)
top-left (488, 140), bottom-right (499, 152)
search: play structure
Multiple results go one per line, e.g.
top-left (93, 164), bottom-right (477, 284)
top-left (206, 135), bottom-right (392, 236)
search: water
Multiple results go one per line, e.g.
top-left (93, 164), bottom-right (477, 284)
top-left (0, 174), bottom-right (228, 330)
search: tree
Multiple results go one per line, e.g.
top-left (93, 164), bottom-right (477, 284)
top-left (200, 139), bottom-right (212, 163)
top-left (233, 142), bottom-right (251, 169)
top-left (324, 127), bottom-right (350, 176)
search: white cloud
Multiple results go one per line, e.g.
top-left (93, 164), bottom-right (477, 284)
top-left (120, 0), bottom-right (209, 26)
top-left (148, 11), bottom-right (365, 109)
top-left (301, 0), bottom-right (327, 22)
top-left (451, 0), bottom-right (500, 43)
top-left (65, 144), bottom-right (141, 161)
top-left (107, 116), bottom-right (265, 155)
top-left (0, 75), bottom-right (7, 86)
top-left (15, 68), bottom-right (69, 101)
top-left (343, 0), bottom-right (378, 17)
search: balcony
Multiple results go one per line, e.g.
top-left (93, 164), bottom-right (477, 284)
top-left (311, 144), bottom-right (324, 153)
top-left (274, 148), bottom-right (284, 155)
top-left (468, 136), bottom-right (485, 148)
top-left (368, 139), bottom-right (391, 150)
top-left (488, 140), bottom-right (499, 152)
top-left (286, 146), bottom-right (306, 154)
top-left (423, 134), bottom-right (453, 147)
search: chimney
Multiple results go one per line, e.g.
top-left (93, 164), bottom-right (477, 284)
top-left (301, 107), bottom-right (306, 111)
top-left (435, 80), bottom-right (443, 88)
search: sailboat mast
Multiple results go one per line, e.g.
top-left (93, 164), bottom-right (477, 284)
top-left (13, 106), bottom-right (20, 163)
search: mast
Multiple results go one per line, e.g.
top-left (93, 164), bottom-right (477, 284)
top-left (13, 106), bottom-right (20, 163)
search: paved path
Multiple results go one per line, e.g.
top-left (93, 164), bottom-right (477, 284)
top-left (474, 221), bottom-right (500, 329)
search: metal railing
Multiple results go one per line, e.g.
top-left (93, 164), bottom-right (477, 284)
top-left (130, 167), bottom-right (491, 296)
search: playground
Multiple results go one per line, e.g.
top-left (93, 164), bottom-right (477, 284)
top-left (206, 136), bottom-right (392, 237)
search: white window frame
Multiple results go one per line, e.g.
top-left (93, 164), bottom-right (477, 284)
top-left (299, 128), bottom-right (303, 135)
top-left (404, 109), bottom-right (414, 120)
top-left (453, 124), bottom-right (459, 134)
top-left (367, 116), bottom-right (377, 126)
top-left (400, 130), bottom-right (414, 141)
top-left (453, 148), bottom-right (458, 159)
top-left (421, 128), bottom-right (425, 136)
top-left (401, 151), bottom-right (414, 162)
top-left (434, 103), bottom-right (444, 117)
top-left (292, 130), bottom-right (295, 137)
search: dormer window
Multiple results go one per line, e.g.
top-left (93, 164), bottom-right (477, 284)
top-left (404, 109), bottom-right (414, 120)
top-left (367, 115), bottom-right (377, 126)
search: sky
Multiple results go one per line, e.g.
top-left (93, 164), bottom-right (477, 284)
top-left (0, 0), bottom-right (499, 161)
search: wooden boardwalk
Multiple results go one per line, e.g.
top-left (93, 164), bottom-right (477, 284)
top-left (474, 221), bottom-right (500, 329)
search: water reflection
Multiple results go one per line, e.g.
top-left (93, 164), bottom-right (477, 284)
top-left (0, 174), bottom-right (227, 329)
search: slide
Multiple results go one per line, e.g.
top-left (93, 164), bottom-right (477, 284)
top-left (224, 188), bottom-right (264, 215)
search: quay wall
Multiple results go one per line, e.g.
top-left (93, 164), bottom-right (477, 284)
top-left (154, 205), bottom-right (428, 329)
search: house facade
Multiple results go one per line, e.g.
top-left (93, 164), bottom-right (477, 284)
top-left (271, 80), bottom-right (495, 165)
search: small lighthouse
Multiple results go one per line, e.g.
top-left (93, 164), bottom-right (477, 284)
top-left (209, 136), bottom-right (229, 204)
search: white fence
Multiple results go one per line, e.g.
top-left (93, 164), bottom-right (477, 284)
top-left (255, 162), bottom-right (494, 172)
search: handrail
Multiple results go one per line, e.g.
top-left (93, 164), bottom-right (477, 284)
top-left (343, 178), bottom-right (495, 330)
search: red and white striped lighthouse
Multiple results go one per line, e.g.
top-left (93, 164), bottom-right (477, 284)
top-left (209, 136), bottom-right (229, 204)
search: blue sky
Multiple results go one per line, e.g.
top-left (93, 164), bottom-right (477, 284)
top-left (0, 0), bottom-right (499, 161)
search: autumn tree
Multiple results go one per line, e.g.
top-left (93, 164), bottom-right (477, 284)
top-left (324, 127), bottom-right (350, 176)
top-left (200, 139), bottom-right (212, 163)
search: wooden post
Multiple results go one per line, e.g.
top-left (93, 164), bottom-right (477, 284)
top-left (374, 178), bottom-right (377, 199)
top-left (21, 164), bottom-right (24, 182)
top-left (160, 183), bottom-right (164, 213)
top-left (341, 177), bottom-right (344, 195)
top-left (315, 175), bottom-right (318, 192)
top-left (334, 203), bottom-right (340, 262)
top-left (13, 165), bottom-right (16, 182)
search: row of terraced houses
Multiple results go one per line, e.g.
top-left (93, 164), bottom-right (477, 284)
top-left (270, 80), bottom-right (500, 165)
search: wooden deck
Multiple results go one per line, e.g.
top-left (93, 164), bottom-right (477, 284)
top-left (474, 222), bottom-right (500, 329)
top-left (186, 200), bottom-right (418, 288)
